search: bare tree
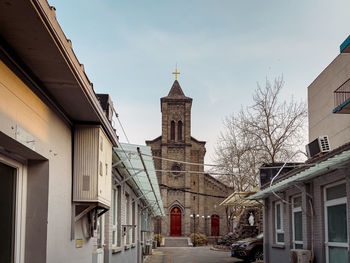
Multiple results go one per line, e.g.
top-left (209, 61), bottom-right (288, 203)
top-left (214, 76), bottom-right (307, 231)
top-left (214, 76), bottom-right (307, 191)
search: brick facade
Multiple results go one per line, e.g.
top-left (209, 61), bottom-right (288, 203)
top-left (146, 80), bottom-right (230, 237)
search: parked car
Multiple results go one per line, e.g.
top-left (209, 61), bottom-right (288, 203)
top-left (231, 233), bottom-right (263, 262)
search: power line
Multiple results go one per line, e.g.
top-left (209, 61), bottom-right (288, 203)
top-left (141, 152), bottom-right (218, 167)
top-left (159, 184), bottom-right (227, 198)
top-left (113, 108), bottom-right (130, 144)
top-left (127, 150), bottom-right (313, 171)
top-left (154, 169), bottom-right (235, 176)
top-left (113, 110), bottom-right (164, 215)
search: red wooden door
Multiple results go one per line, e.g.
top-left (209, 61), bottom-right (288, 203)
top-left (170, 207), bottom-right (182, 236)
top-left (211, 215), bottom-right (220, 236)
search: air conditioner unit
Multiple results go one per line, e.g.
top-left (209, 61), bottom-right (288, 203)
top-left (306, 136), bottom-right (331, 158)
top-left (290, 249), bottom-right (312, 263)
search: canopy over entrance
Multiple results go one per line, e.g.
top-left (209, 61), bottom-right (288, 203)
top-left (113, 143), bottom-right (164, 216)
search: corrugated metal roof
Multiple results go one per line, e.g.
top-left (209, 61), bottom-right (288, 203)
top-left (113, 143), bottom-right (164, 216)
top-left (220, 188), bottom-right (260, 207)
top-left (247, 149), bottom-right (350, 200)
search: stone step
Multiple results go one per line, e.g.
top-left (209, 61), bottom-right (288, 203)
top-left (163, 237), bottom-right (192, 247)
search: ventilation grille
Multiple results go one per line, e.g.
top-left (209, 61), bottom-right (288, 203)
top-left (82, 175), bottom-right (90, 191)
top-left (319, 136), bottom-right (330, 152)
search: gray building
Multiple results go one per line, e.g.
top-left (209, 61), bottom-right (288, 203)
top-left (105, 143), bottom-right (164, 263)
top-left (249, 145), bottom-right (350, 263)
top-left (248, 36), bottom-right (350, 263)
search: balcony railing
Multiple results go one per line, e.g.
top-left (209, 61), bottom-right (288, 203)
top-left (333, 78), bottom-right (350, 113)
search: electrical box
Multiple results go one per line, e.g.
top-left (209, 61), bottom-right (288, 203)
top-left (73, 125), bottom-right (112, 207)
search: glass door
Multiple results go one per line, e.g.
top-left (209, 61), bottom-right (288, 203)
top-left (292, 196), bottom-right (303, 249)
top-left (324, 183), bottom-right (348, 263)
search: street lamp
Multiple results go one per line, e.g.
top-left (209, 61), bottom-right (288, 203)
top-left (190, 213), bottom-right (200, 247)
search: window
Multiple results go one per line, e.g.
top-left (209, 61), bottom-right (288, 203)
top-left (178, 121), bottom-right (183, 140)
top-left (292, 196), bottom-right (303, 249)
top-left (125, 193), bottom-right (130, 244)
top-left (170, 121), bottom-right (175, 140)
top-left (171, 163), bottom-right (181, 175)
top-left (132, 201), bottom-right (136, 243)
top-left (324, 182), bottom-right (348, 263)
top-left (275, 202), bottom-right (284, 244)
top-left (112, 188), bottom-right (117, 246)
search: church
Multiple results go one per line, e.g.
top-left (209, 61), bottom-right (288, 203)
top-left (146, 74), bottom-right (231, 238)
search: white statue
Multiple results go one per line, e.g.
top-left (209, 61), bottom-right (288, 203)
top-left (248, 212), bottom-right (254, 226)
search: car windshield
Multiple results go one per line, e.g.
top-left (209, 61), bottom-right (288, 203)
top-left (257, 233), bottom-right (263, 239)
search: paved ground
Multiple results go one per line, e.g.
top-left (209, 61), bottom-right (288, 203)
top-left (146, 247), bottom-right (243, 263)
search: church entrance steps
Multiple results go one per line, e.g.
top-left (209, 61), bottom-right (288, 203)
top-left (163, 237), bottom-right (192, 247)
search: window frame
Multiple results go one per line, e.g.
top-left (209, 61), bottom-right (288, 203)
top-left (112, 188), bottom-right (117, 247)
top-left (132, 200), bottom-right (136, 244)
top-left (0, 154), bottom-right (27, 263)
top-left (292, 195), bottom-right (303, 249)
top-left (170, 120), bottom-right (175, 140)
top-left (275, 201), bottom-right (284, 244)
top-left (324, 181), bottom-right (348, 263)
top-left (125, 192), bottom-right (130, 245)
top-left (177, 120), bottom-right (183, 141)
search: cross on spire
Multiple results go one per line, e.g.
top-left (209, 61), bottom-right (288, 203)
top-left (172, 65), bottom-right (180, 80)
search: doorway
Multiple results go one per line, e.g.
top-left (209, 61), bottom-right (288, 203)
top-left (211, 215), bottom-right (220, 236)
top-left (0, 162), bottom-right (16, 263)
top-left (96, 215), bottom-right (104, 263)
top-left (170, 207), bottom-right (181, 236)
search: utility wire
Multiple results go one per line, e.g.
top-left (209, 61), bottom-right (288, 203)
top-left (112, 109), bottom-right (159, 214)
top-left (124, 150), bottom-right (313, 170)
top-left (113, 108), bottom-right (130, 144)
top-left (159, 184), bottom-right (226, 198)
top-left (154, 169), bottom-right (235, 176)
top-left (141, 152), bottom-right (218, 167)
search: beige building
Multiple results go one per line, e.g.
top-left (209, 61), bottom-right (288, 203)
top-left (0, 1), bottom-right (161, 263)
top-left (308, 36), bottom-right (350, 147)
top-left (146, 79), bottom-right (230, 237)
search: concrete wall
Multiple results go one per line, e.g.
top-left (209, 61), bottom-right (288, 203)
top-left (0, 60), bottom-right (95, 262)
top-left (308, 53), bottom-right (350, 147)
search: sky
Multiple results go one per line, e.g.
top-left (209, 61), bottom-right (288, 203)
top-left (50, 0), bottom-right (350, 163)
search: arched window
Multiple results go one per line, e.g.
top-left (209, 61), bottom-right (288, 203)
top-left (170, 121), bottom-right (175, 140)
top-left (178, 121), bottom-right (183, 141)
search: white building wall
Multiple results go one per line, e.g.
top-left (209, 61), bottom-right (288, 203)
top-left (308, 53), bottom-right (350, 147)
top-left (0, 60), bottom-right (96, 262)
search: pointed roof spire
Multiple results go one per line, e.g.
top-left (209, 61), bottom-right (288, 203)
top-left (167, 80), bottom-right (186, 97)
top-left (161, 66), bottom-right (192, 103)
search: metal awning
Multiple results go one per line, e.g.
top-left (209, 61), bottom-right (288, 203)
top-left (113, 143), bottom-right (164, 216)
top-left (220, 188), bottom-right (261, 207)
top-left (248, 149), bottom-right (350, 200)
